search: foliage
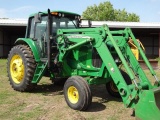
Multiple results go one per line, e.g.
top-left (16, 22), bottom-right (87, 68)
top-left (82, 1), bottom-right (140, 22)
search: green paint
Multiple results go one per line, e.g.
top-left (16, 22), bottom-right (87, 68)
top-left (15, 38), bottom-right (40, 62)
top-left (13, 10), bottom-right (160, 119)
top-left (56, 24), bottom-right (160, 119)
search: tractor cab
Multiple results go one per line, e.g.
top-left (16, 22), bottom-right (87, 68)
top-left (27, 10), bottom-right (81, 39)
top-left (25, 10), bottom-right (81, 61)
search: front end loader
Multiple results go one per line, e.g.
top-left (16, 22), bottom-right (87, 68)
top-left (7, 9), bottom-right (160, 119)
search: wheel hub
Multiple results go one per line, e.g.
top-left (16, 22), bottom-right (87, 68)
top-left (68, 86), bottom-right (79, 104)
top-left (10, 54), bottom-right (24, 84)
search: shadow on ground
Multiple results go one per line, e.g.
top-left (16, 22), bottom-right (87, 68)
top-left (30, 83), bottom-right (122, 112)
top-left (31, 83), bottom-right (64, 96)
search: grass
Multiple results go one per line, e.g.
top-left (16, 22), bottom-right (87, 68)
top-left (0, 59), bottom-right (7, 76)
top-left (0, 59), bottom-right (160, 120)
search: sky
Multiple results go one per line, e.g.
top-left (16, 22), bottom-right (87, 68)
top-left (0, 0), bottom-right (160, 22)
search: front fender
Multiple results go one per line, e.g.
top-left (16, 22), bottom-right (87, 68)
top-left (15, 38), bottom-right (40, 62)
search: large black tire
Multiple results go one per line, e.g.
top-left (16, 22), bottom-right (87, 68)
top-left (7, 45), bottom-right (36, 92)
top-left (64, 76), bottom-right (92, 111)
top-left (106, 70), bottom-right (132, 98)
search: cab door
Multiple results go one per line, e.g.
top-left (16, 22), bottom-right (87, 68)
top-left (28, 16), bottom-right (48, 58)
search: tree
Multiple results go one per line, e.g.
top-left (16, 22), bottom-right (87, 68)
top-left (114, 9), bottom-right (140, 22)
top-left (82, 1), bottom-right (140, 22)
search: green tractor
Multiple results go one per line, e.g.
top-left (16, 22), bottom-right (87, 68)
top-left (7, 9), bottom-right (160, 119)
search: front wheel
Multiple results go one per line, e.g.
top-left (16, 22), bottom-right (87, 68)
top-left (64, 76), bottom-right (92, 111)
top-left (7, 45), bottom-right (36, 92)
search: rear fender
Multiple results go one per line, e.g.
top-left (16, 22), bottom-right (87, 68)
top-left (15, 38), bottom-right (40, 62)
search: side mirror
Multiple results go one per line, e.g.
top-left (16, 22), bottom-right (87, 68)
top-left (34, 13), bottom-right (41, 23)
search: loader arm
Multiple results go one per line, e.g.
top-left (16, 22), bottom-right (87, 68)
top-left (57, 25), bottom-right (160, 119)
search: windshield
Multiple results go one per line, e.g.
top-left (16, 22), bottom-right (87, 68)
top-left (27, 15), bottom-right (78, 39)
top-left (52, 16), bottom-right (77, 35)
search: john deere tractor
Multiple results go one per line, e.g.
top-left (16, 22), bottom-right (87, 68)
top-left (7, 9), bottom-right (160, 119)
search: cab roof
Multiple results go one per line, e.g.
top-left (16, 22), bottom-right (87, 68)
top-left (29, 10), bottom-right (80, 18)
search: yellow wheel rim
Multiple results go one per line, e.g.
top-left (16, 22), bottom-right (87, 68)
top-left (110, 81), bottom-right (118, 92)
top-left (10, 54), bottom-right (24, 84)
top-left (68, 86), bottom-right (79, 104)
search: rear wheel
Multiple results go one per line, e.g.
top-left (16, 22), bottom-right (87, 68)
top-left (7, 45), bottom-right (36, 92)
top-left (64, 76), bottom-right (92, 111)
top-left (106, 70), bottom-right (132, 98)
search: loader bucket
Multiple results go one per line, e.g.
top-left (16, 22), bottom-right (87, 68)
top-left (135, 88), bottom-right (160, 120)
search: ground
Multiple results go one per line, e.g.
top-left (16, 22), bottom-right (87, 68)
top-left (0, 59), bottom-right (159, 120)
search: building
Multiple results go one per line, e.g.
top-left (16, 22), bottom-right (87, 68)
top-left (82, 21), bottom-right (160, 59)
top-left (0, 19), bottom-right (160, 59)
top-left (0, 19), bottom-right (27, 58)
